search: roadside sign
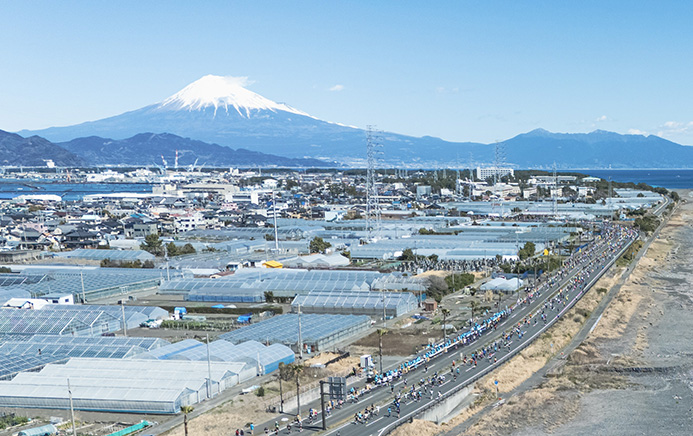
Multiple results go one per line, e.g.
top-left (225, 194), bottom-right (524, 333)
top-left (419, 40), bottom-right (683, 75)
top-left (328, 377), bottom-right (346, 400)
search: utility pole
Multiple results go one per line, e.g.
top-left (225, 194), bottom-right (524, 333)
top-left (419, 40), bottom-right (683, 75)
top-left (272, 191), bottom-right (279, 252)
top-left (319, 381), bottom-right (327, 430)
top-left (68, 379), bottom-right (77, 436)
top-left (120, 301), bottom-right (127, 337)
top-left (206, 333), bottom-right (213, 398)
top-left (297, 305), bottom-right (303, 359)
top-left (278, 372), bottom-right (284, 413)
top-left (80, 270), bottom-right (86, 303)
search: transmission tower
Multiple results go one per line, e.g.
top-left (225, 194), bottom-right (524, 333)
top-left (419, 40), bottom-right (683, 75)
top-left (366, 126), bottom-right (382, 241)
top-left (552, 162), bottom-right (558, 217)
top-left (492, 142), bottom-right (506, 216)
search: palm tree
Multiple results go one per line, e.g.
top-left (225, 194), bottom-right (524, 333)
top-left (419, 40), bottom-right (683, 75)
top-left (469, 300), bottom-right (481, 322)
top-left (376, 328), bottom-right (388, 375)
top-left (441, 308), bottom-right (451, 343)
top-left (289, 363), bottom-right (304, 416)
top-left (277, 362), bottom-right (289, 413)
top-left (180, 405), bottom-right (194, 436)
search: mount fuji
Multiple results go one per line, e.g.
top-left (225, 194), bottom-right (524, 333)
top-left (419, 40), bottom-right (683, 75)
top-left (20, 75), bottom-right (484, 165)
top-left (19, 75), bottom-right (693, 168)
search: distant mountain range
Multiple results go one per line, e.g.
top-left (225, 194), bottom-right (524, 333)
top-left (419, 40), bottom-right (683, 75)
top-left (58, 133), bottom-right (329, 167)
top-left (15, 75), bottom-right (693, 168)
top-left (0, 130), bottom-right (83, 166)
top-left (0, 129), bottom-right (327, 168)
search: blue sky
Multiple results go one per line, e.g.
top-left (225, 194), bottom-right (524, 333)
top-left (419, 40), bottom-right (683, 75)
top-left (2, 1), bottom-right (693, 144)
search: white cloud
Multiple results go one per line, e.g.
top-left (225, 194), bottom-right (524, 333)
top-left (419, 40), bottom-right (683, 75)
top-left (595, 115), bottom-right (608, 122)
top-left (435, 86), bottom-right (460, 94)
top-left (627, 128), bottom-right (648, 136)
top-left (329, 84), bottom-right (344, 92)
top-left (658, 120), bottom-right (693, 135)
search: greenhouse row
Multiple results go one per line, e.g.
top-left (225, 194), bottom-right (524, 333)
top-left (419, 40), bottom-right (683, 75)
top-left (0, 267), bottom-right (184, 301)
top-left (140, 338), bottom-right (295, 374)
top-left (291, 290), bottom-right (418, 318)
top-left (55, 248), bottom-right (155, 262)
top-left (220, 313), bottom-right (371, 351)
top-left (0, 358), bottom-right (253, 414)
top-left (161, 268), bottom-right (421, 300)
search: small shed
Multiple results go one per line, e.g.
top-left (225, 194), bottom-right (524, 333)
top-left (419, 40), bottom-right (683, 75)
top-left (423, 299), bottom-right (438, 312)
top-left (18, 424), bottom-right (58, 436)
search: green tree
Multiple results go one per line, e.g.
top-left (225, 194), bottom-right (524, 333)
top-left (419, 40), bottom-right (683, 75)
top-left (518, 241), bottom-right (536, 260)
top-left (469, 300), bottom-right (481, 320)
top-left (441, 307), bottom-right (451, 343)
top-left (140, 233), bottom-right (164, 256)
top-left (288, 363), bottom-right (305, 415)
top-left (309, 237), bottom-right (331, 254)
top-left (399, 248), bottom-right (416, 261)
top-left (166, 241), bottom-right (179, 257)
top-left (180, 243), bottom-right (196, 255)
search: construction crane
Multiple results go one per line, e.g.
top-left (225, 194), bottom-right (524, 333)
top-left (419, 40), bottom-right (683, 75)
top-left (188, 158), bottom-right (199, 172)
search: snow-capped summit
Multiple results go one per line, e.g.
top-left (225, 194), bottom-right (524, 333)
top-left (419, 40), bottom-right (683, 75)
top-left (158, 75), bottom-right (310, 118)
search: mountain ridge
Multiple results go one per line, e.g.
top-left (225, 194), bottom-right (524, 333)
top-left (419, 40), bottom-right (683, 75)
top-left (0, 130), bottom-right (83, 166)
top-left (17, 74), bottom-right (693, 168)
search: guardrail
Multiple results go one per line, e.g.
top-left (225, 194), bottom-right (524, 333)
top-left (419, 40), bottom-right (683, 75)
top-left (379, 234), bottom-right (636, 435)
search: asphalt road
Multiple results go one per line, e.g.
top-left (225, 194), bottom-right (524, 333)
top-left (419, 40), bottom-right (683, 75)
top-left (255, 224), bottom-right (637, 436)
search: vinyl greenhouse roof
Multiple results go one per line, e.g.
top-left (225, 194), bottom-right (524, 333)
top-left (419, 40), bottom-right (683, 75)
top-left (0, 268), bottom-right (180, 301)
top-left (291, 291), bottom-right (418, 318)
top-left (219, 313), bottom-right (371, 350)
top-left (0, 358), bottom-right (257, 414)
top-left (55, 249), bottom-right (155, 262)
top-left (140, 339), bottom-right (294, 374)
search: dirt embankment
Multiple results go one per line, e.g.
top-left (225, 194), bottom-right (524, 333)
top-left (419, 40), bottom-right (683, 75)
top-left (393, 206), bottom-right (680, 436)
top-left (452, 205), bottom-right (681, 436)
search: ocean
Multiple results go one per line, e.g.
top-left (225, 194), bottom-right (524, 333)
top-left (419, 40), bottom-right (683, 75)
top-left (0, 181), bottom-right (153, 202)
top-left (575, 169), bottom-right (693, 189)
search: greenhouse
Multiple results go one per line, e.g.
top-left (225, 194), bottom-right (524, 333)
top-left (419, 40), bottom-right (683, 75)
top-left (55, 249), bottom-right (155, 262)
top-left (0, 268), bottom-right (180, 301)
top-left (291, 291), bottom-right (418, 318)
top-left (0, 342), bottom-right (151, 360)
top-left (160, 279), bottom-right (265, 303)
top-left (0, 288), bottom-right (31, 304)
top-left (5, 334), bottom-right (169, 349)
top-left (0, 354), bottom-right (68, 380)
top-left (480, 277), bottom-right (524, 292)
top-left (140, 339), bottom-right (294, 375)
top-left (161, 268), bottom-right (385, 299)
top-left (0, 334), bottom-right (169, 361)
top-left (219, 314), bottom-right (371, 351)
top-left (0, 308), bottom-right (122, 337)
top-left (0, 358), bottom-right (255, 414)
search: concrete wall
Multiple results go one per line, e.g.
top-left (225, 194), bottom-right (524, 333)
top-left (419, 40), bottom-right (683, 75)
top-left (418, 383), bottom-right (475, 424)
